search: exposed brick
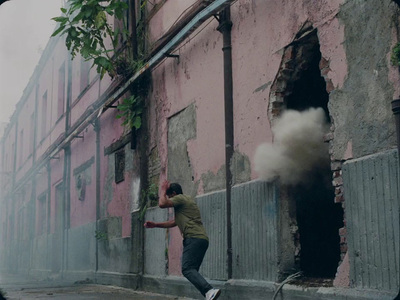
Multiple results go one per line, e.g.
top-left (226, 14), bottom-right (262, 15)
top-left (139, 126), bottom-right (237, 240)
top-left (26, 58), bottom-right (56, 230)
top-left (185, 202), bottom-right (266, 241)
top-left (332, 176), bottom-right (343, 187)
top-left (331, 161), bottom-right (342, 171)
top-left (335, 194), bottom-right (344, 203)
top-left (333, 170), bottom-right (342, 178)
top-left (325, 79), bottom-right (335, 93)
top-left (319, 57), bottom-right (330, 70)
top-left (339, 227), bottom-right (347, 236)
top-left (283, 45), bottom-right (295, 61)
top-left (335, 186), bottom-right (343, 195)
top-left (321, 67), bottom-right (330, 77)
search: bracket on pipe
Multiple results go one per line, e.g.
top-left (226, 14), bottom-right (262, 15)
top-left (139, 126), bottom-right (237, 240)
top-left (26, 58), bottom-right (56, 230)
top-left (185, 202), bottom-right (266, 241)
top-left (166, 53), bottom-right (180, 63)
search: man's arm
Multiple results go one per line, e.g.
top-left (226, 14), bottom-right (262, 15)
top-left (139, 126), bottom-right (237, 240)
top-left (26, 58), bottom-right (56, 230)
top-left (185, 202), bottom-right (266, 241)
top-left (158, 180), bottom-right (174, 208)
top-left (144, 220), bottom-right (176, 228)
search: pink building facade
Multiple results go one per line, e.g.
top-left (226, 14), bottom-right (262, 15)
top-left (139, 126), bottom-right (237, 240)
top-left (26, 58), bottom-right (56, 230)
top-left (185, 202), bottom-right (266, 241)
top-left (1, 1), bottom-right (400, 299)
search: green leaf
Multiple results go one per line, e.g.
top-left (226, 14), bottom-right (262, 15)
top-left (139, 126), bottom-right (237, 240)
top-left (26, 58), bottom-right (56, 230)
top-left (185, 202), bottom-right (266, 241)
top-left (52, 16), bottom-right (69, 23)
top-left (95, 11), bottom-right (107, 29)
top-left (132, 116), bottom-right (142, 129)
top-left (69, 27), bottom-right (78, 38)
top-left (51, 25), bottom-right (66, 37)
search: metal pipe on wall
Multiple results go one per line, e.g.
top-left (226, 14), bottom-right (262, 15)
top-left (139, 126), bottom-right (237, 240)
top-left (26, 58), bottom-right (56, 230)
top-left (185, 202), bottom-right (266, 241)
top-left (95, 119), bottom-right (101, 272)
top-left (217, 7), bottom-right (234, 280)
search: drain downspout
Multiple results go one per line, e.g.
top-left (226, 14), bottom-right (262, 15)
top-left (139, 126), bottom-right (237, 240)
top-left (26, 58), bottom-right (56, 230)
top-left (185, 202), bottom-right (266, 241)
top-left (95, 119), bottom-right (101, 272)
top-left (62, 54), bottom-right (73, 276)
top-left (217, 7), bottom-right (233, 279)
top-left (391, 99), bottom-right (400, 300)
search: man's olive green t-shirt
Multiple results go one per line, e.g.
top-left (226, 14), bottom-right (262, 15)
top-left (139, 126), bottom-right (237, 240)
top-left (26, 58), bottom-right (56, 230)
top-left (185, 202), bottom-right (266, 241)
top-left (171, 194), bottom-right (208, 241)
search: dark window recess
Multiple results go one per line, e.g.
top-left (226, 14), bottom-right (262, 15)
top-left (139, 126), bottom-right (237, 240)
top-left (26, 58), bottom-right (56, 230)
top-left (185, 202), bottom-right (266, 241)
top-left (76, 174), bottom-right (86, 201)
top-left (115, 149), bottom-right (125, 183)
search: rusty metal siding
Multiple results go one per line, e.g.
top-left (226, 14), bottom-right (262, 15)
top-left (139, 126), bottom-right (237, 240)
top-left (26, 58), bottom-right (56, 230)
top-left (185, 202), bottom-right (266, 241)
top-left (343, 149), bottom-right (399, 292)
top-left (231, 180), bottom-right (279, 281)
top-left (196, 190), bottom-right (228, 280)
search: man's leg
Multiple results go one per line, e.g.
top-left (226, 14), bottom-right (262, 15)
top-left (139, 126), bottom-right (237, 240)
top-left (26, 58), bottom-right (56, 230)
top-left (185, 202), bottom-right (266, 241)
top-left (181, 238), bottom-right (213, 296)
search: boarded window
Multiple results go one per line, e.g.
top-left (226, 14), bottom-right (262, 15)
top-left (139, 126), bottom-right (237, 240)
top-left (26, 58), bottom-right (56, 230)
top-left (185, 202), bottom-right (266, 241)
top-left (115, 149), bottom-right (125, 183)
top-left (80, 58), bottom-right (90, 92)
top-left (38, 194), bottom-right (47, 235)
top-left (19, 129), bottom-right (24, 166)
top-left (58, 62), bottom-right (66, 119)
top-left (41, 91), bottom-right (47, 140)
top-left (30, 113), bottom-right (35, 153)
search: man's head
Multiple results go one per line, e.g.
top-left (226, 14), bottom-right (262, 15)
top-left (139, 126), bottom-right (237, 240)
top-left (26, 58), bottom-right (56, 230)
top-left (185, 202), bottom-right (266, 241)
top-left (166, 183), bottom-right (183, 197)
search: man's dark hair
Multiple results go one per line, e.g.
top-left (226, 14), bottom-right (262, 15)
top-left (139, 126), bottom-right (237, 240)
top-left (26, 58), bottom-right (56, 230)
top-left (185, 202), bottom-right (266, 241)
top-left (166, 183), bottom-right (183, 196)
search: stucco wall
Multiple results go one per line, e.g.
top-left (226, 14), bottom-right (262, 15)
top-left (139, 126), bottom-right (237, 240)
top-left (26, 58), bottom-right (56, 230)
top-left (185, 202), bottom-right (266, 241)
top-left (330, 0), bottom-right (398, 161)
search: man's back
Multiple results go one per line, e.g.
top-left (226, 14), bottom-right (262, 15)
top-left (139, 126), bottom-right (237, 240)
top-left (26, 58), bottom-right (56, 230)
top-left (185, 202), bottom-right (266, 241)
top-left (171, 194), bottom-right (208, 241)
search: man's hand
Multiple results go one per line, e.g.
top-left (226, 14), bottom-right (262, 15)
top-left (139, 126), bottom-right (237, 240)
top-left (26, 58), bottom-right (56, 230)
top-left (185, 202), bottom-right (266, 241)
top-left (144, 221), bottom-right (156, 228)
top-left (144, 220), bottom-right (176, 228)
top-left (161, 180), bottom-right (170, 192)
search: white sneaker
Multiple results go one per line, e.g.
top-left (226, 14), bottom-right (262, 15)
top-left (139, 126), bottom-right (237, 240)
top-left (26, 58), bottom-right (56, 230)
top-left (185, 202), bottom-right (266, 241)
top-left (205, 288), bottom-right (221, 300)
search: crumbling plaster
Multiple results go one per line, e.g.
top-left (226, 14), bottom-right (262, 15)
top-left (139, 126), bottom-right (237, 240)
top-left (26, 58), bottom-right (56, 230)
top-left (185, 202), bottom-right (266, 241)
top-left (230, 0), bottom-right (346, 179)
top-left (329, 0), bottom-right (398, 160)
top-left (149, 18), bottom-right (226, 195)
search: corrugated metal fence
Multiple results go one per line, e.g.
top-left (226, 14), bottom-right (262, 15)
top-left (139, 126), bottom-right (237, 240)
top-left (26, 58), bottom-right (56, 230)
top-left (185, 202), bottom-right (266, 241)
top-left (343, 149), bottom-right (399, 292)
top-left (144, 180), bottom-right (279, 282)
top-left (197, 180), bottom-right (279, 281)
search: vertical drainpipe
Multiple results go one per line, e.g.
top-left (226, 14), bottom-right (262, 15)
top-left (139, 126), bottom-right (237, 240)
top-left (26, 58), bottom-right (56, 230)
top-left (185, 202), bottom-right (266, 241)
top-left (94, 119), bottom-right (101, 272)
top-left (217, 7), bottom-right (234, 279)
top-left (62, 53), bottom-right (73, 275)
top-left (391, 99), bottom-right (400, 300)
top-left (11, 120), bottom-right (19, 271)
top-left (129, 0), bottom-right (138, 150)
top-left (30, 84), bottom-right (39, 272)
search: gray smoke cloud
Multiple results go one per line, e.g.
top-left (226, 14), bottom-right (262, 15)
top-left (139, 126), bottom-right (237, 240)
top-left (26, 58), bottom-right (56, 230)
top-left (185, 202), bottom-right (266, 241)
top-left (254, 108), bottom-right (329, 185)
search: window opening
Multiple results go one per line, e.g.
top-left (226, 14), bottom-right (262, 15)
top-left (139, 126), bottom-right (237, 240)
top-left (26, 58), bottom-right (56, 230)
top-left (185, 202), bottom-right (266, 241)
top-left (41, 91), bottom-right (48, 140)
top-left (80, 58), bottom-right (90, 92)
top-left (58, 62), bottom-right (66, 119)
top-left (115, 148), bottom-right (125, 183)
top-left (37, 194), bottom-right (47, 235)
top-left (18, 129), bottom-right (24, 166)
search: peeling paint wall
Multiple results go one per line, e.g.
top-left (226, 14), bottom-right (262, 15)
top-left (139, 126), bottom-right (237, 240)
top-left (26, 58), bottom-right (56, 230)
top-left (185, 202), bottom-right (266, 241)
top-left (2, 0), bottom-right (400, 294)
top-left (330, 1), bottom-right (397, 160)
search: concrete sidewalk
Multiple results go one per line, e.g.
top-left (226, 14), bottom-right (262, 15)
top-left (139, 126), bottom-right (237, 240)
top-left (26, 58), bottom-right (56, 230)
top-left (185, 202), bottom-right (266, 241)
top-left (1, 273), bottom-right (398, 300)
top-left (0, 274), bottom-right (194, 300)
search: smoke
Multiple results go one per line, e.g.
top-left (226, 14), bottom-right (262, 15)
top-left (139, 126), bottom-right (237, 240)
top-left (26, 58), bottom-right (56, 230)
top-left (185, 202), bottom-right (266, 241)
top-left (0, 0), bottom-right (61, 123)
top-left (254, 108), bottom-right (329, 185)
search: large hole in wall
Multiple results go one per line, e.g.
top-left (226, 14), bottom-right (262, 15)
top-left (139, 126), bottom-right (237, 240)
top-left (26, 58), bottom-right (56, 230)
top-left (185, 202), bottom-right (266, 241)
top-left (288, 33), bottom-right (343, 278)
top-left (272, 29), bottom-right (344, 278)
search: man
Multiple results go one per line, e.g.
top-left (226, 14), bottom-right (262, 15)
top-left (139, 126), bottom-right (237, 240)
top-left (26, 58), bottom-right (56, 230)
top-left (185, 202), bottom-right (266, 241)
top-left (144, 181), bottom-right (221, 300)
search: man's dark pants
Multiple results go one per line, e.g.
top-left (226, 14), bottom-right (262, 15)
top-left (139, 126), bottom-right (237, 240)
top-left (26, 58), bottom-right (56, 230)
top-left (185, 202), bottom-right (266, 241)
top-left (182, 238), bottom-right (213, 296)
